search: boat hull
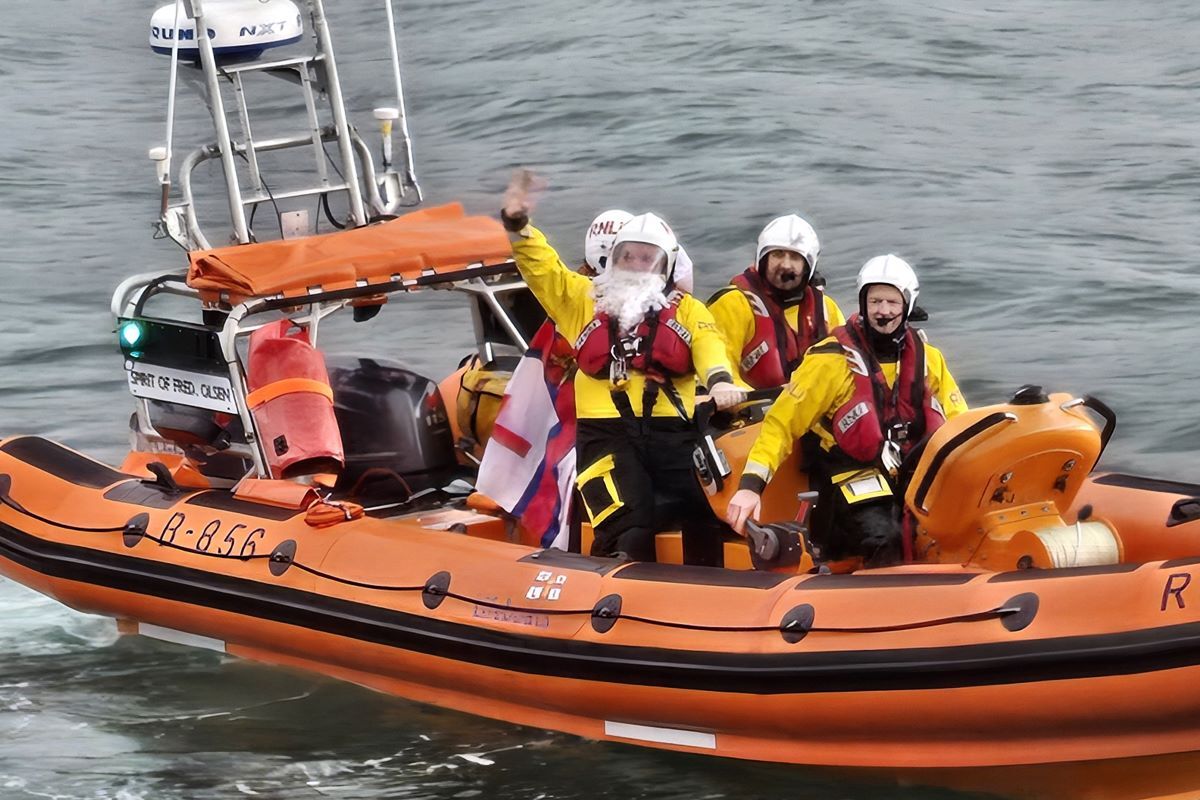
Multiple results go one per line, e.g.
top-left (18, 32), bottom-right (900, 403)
top-left (4, 435), bottom-right (1200, 798)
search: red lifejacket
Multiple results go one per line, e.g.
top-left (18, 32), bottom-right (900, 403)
top-left (575, 292), bottom-right (692, 382)
top-left (730, 268), bottom-right (828, 389)
top-left (827, 316), bottom-right (946, 464)
top-left (528, 319), bottom-right (578, 388)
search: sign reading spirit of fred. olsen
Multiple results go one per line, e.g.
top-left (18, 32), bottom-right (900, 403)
top-left (125, 360), bottom-right (237, 414)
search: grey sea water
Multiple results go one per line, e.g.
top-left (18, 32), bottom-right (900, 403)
top-left (1, 1), bottom-right (1199, 798)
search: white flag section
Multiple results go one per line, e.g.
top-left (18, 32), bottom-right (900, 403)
top-left (475, 324), bottom-right (577, 550)
top-left (476, 356), bottom-right (555, 509)
top-left (549, 447), bottom-right (577, 549)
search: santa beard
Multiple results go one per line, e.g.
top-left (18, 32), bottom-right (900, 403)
top-left (591, 270), bottom-right (669, 333)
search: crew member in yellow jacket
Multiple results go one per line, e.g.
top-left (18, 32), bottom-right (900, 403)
top-left (501, 170), bottom-right (745, 564)
top-left (726, 254), bottom-right (967, 567)
top-left (708, 214), bottom-right (845, 389)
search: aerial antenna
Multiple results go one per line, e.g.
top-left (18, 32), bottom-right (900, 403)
top-left (151, 0), bottom-right (185, 238)
top-left (382, 0), bottom-right (423, 201)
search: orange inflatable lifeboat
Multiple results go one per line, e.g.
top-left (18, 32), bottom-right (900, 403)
top-left (73, 192), bottom-right (1200, 799)
top-left (8, 372), bottom-right (1200, 800)
top-left (17, 5), bottom-right (1200, 789)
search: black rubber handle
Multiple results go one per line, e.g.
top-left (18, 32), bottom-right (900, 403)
top-left (745, 387), bottom-right (784, 402)
top-left (1079, 395), bottom-right (1117, 456)
top-left (743, 519), bottom-right (780, 561)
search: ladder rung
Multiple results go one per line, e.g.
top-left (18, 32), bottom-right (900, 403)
top-left (242, 183), bottom-right (351, 205)
top-left (233, 131), bottom-right (337, 156)
top-left (218, 53), bottom-right (325, 76)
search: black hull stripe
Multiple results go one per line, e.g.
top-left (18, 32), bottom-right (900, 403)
top-left (616, 562), bottom-right (791, 589)
top-left (1093, 473), bottom-right (1200, 496)
top-left (799, 572), bottom-right (980, 589)
top-left (988, 562), bottom-right (1141, 581)
top-left (185, 490), bottom-right (302, 521)
top-left (4, 522), bottom-right (1200, 694)
top-left (1, 437), bottom-right (131, 489)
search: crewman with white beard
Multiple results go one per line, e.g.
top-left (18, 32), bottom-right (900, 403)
top-left (582, 208), bottom-right (695, 293)
top-left (500, 170), bottom-right (745, 564)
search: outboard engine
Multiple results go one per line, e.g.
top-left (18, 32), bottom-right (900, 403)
top-left (326, 356), bottom-right (459, 498)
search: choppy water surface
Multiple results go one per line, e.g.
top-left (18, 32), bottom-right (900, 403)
top-left (1, 1), bottom-right (1199, 797)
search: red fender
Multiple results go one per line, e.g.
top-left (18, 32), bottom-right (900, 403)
top-left (246, 320), bottom-right (344, 479)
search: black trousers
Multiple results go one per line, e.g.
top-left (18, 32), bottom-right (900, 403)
top-left (809, 464), bottom-right (903, 568)
top-left (576, 418), bottom-right (725, 566)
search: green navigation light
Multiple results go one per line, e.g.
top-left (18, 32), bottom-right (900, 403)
top-left (119, 320), bottom-right (145, 356)
top-left (120, 321), bottom-right (143, 346)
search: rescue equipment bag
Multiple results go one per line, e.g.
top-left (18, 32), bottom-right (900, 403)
top-left (245, 320), bottom-right (344, 479)
top-left (455, 354), bottom-right (517, 450)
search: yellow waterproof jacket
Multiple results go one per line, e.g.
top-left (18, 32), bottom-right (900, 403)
top-left (708, 282), bottom-right (846, 388)
top-left (511, 226), bottom-right (733, 419)
top-left (740, 333), bottom-right (967, 490)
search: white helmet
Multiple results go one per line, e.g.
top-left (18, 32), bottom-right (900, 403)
top-left (583, 209), bottom-right (633, 272)
top-left (673, 245), bottom-right (695, 293)
top-left (856, 254), bottom-right (919, 316)
top-left (609, 212), bottom-right (679, 279)
top-left (755, 214), bottom-right (820, 272)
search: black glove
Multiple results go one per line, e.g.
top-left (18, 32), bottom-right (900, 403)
top-left (500, 208), bottom-right (529, 233)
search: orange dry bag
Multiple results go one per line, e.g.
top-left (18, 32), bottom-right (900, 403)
top-left (246, 320), bottom-right (344, 479)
